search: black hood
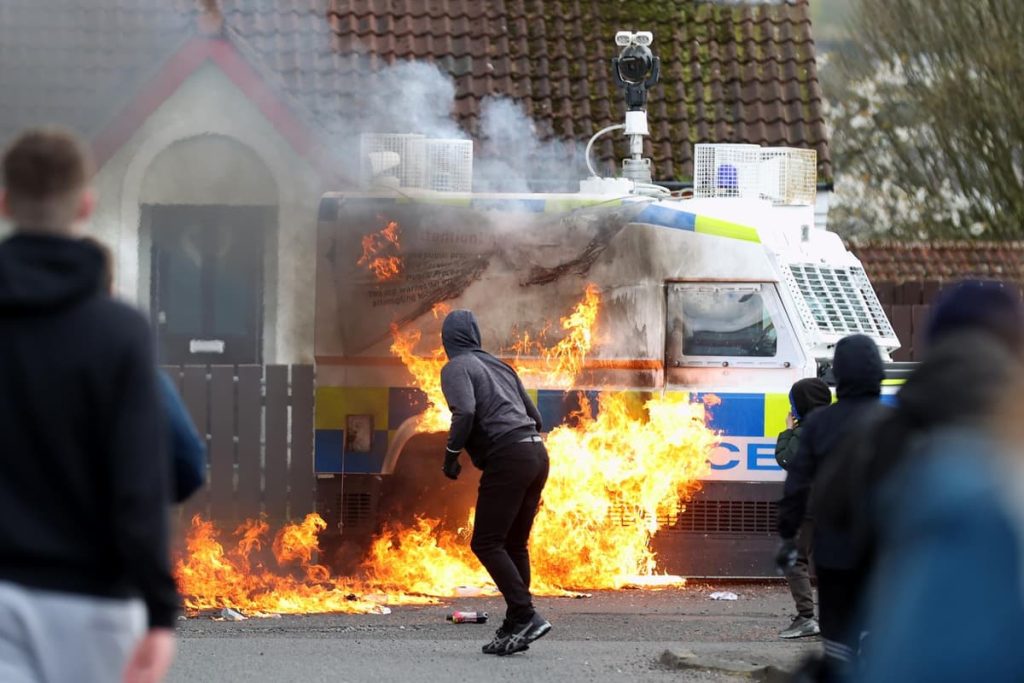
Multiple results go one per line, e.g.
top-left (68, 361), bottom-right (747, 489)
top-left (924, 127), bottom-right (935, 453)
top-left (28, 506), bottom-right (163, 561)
top-left (789, 377), bottom-right (832, 421)
top-left (898, 331), bottom-right (1014, 429)
top-left (442, 309), bottom-right (483, 359)
top-left (0, 234), bottom-right (103, 314)
top-left (832, 334), bottom-right (883, 399)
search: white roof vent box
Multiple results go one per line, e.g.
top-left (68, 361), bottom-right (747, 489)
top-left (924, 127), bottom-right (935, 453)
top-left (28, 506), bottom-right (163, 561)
top-left (693, 143), bottom-right (817, 205)
top-left (360, 133), bottom-right (473, 193)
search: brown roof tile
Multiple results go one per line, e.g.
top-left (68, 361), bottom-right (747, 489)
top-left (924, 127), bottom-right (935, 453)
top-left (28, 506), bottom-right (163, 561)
top-left (0, 0), bottom-right (830, 181)
top-left (849, 241), bottom-right (1024, 285)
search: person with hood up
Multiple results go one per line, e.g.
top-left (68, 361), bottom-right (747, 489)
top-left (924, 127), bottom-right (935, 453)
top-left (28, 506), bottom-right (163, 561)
top-left (775, 377), bottom-right (832, 639)
top-left (439, 309), bottom-right (551, 656)
top-left (777, 334), bottom-right (885, 679)
top-left (852, 281), bottom-right (1024, 682)
top-left (0, 128), bottom-right (177, 682)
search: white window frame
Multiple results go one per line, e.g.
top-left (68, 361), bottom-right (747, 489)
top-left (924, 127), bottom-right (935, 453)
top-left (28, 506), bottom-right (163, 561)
top-left (665, 281), bottom-right (801, 369)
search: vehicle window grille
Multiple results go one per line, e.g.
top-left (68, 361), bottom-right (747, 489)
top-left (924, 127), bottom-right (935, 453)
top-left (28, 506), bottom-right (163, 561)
top-left (337, 492), bottom-right (372, 527)
top-left (673, 499), bottom-right (778, 535)
top-left (608, 499), bottom-right (778, 535)
top-left (782, 263), bottom-right (897, 345)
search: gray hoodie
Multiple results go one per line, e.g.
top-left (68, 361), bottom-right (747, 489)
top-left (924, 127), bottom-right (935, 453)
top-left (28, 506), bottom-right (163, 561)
top-left (440, 310), bottom-right (543, 468)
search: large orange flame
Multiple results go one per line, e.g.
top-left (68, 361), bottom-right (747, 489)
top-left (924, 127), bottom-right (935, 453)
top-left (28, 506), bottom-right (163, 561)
top-left (389, 283), bottom-right (602, 432)
top-left (367, 285), bottom-right (717, 592)
top-left (357, 220), bottom-right (403, 281)
top-left (389, 324), bottom-right (451, 431)
top-left (510, 283), bottom-right (600, 386)
top-left (360, 391), bottom-right (716, 594)
top-left (176, 514), bottom-right (435, 614)
top-left (178, 285), bottom-right (719, 614)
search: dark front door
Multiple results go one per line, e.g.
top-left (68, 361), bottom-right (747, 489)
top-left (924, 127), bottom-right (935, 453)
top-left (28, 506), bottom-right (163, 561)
top-left (150, 205), bottom-right (269, 365)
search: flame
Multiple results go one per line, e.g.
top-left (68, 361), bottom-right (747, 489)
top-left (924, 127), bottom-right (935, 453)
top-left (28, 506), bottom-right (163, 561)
top-left (510, 283), bottom-right (601, 386)
top-left (176, 514), bottom-right (435, 615)
top-left (358, 220), bottom-right (403, 281)
top-left (528, 391), bottom-right (715, 589)
top-left (390, 284), bottom-right (602, 433)
top-left (361, 516), bottom-right (492, 595)
top-left (178, 284), bottom-right (720, 613)
top-left (389, 324), bottom-right (451, 431)
top-left (360, 392), bottom-right (717, 594)
top-left (369, 284), bottom-right (719, 593)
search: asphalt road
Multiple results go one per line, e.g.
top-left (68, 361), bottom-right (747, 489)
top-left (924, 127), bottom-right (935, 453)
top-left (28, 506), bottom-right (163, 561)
top-left (168, 583), bottom-right (819, 682)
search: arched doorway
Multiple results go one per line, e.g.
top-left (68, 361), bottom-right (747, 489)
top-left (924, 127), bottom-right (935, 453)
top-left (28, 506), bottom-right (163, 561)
top-left (139, 134), bottom-right (278, 364)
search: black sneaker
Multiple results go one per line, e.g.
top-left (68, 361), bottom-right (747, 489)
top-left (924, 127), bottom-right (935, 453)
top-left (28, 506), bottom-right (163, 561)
top-left (482, 620), bottom-right (523, 655)
top-left (496, 613), bottom-right (551, 656)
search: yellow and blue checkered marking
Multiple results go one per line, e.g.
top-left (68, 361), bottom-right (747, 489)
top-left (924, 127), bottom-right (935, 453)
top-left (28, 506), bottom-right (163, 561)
top-left (634, 204), bottom-right (761, 243)
top-left (314, 386), bottom-right (793, 474)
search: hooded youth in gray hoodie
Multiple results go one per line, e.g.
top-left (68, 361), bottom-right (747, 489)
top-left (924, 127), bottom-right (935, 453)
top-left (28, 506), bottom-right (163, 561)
top-left (440, 310), bottom-right (543, 468)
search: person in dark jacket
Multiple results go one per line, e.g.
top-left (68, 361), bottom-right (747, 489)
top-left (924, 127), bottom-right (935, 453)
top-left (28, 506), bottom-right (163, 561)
top-left (775, 377), bottom-right (831, 639)
top-left (0, 128), bottom-right (177, 682)
top-left (777, 334), bottom-right (884, 677)
top-left (439, 309), bottom-right (551, 656)
top-left (851, 281), bottom-right (1024, 681)
top-left (86, 235), bottom-right (206, 503)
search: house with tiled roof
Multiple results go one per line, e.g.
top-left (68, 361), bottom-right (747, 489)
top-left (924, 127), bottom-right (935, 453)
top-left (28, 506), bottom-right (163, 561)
top-left (0, 0), bottom-right (831, 365)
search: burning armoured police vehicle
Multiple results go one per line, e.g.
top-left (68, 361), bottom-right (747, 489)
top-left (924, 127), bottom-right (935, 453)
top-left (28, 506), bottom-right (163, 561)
top-left (309, 30), bottom-right (900, 582)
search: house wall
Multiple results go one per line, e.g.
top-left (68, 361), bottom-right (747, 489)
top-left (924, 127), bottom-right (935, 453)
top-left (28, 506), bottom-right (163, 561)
top-left (90, 62), bottom-right (324, 363)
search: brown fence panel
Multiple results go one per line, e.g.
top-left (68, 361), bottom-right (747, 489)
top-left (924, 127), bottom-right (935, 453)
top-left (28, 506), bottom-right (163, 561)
top-left (163, 364), bottom-right (314, 528)
top-left (911, 305), bottom-right (931, 361)
top-left (289, 365), bottom-right (315, 521)
top-left (181, 366), bottom-right (210, 521)
top-left (923, 281), bottom-right (943, 304)
top-left (891, 305), bottom-right (913, 361)
top-left (209, 366), bottom-right (235, 521)
top-left (236, 366), bottom-right (262, 520)
top-left (264, 365), bottom-right (289, 524)
top-left (873, 282), bottom-right (896, 307)
top-left (898, 281), bottom-right (924, 305)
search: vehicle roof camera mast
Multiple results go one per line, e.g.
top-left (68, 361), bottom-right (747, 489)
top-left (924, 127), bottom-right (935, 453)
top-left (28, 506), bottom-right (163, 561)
top-left (613, 30), bottom-right (659, 185)
top-left (582, 31), bottom-right (663, 196)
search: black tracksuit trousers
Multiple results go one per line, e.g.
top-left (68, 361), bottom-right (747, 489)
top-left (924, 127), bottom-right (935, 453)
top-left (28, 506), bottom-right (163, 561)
top-left (469, 441), bottom-right (549, 625)
top-left (816, 564), bottom-right (862, 680)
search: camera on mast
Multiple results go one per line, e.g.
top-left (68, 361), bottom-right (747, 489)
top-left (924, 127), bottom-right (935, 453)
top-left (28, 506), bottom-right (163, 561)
top-left (612, 31), bottom-right (660, 111)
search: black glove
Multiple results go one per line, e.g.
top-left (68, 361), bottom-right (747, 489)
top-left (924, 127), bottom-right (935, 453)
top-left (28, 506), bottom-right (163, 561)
top-left (775, 538), bottom-right (798, 574)
top-left (442, 450), bottom-right (462, 480)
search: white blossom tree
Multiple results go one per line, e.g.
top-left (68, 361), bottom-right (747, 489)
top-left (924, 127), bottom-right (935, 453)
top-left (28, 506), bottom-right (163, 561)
top-left (824, 0), bottom-right (1024, 240)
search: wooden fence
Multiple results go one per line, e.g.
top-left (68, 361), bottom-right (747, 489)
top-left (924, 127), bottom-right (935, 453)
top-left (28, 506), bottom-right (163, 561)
top-left (162, 364), bottom-right (315, 526)
top-left (873, 280), bottom-right (1024, 361)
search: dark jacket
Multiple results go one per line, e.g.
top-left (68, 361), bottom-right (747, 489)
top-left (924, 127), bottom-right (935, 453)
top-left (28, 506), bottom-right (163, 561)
top-left (778, 334), bottom-right (884, 569)
top-left (859, 428), bottom-right (1024, 683)
top-left (158, 371), bottom-right (206, 503)
top-left (0, 233), bottom-right (179, 628)
top-left (774, 425), bottom-right (802, 471)
top-left (440, 310), bottom-right (543, 468)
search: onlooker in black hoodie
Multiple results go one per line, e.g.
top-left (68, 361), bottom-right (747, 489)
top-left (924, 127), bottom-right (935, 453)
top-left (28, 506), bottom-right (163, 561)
top-left (0, 128), bottom-right (178, 682)
top-left (777, 334), bottom-right (884, 679)
top-left (775, 377), bottom-right (831, 640)
top-left (439, 309), bottom-right (551, 656)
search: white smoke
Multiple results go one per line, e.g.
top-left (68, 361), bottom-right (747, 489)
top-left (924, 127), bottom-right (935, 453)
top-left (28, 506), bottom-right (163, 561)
top-left (474, 97), bottom-right (584, 192)
top-left (347, 61), bottom-right (466, 141)
top-left (345, 60), bottom-right (585, 192)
